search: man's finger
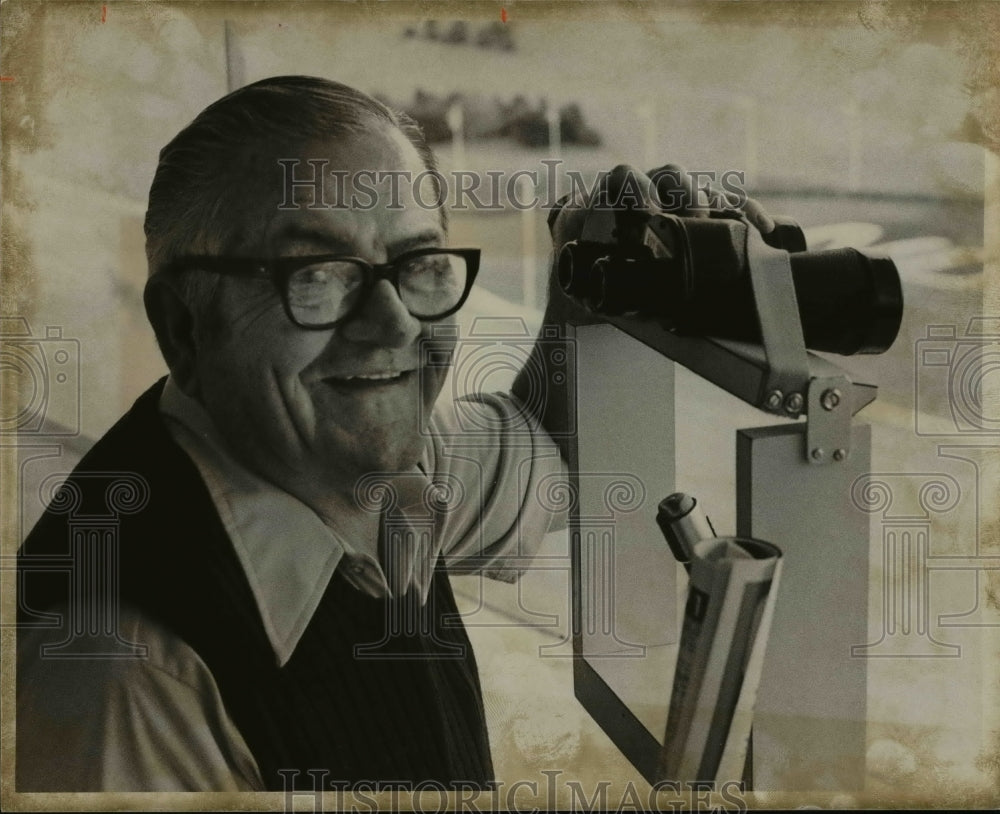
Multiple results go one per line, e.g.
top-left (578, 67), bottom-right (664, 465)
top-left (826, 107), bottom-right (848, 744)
top-left (647, 163), bottom-right (703, 216)
top-left (741, 196), bottom-right (776, 235)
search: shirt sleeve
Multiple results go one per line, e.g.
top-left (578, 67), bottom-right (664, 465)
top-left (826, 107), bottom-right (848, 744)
top-left (17, 602), bottom-right (264, 792)
top-left (426, 391), bottom-right (567, 582)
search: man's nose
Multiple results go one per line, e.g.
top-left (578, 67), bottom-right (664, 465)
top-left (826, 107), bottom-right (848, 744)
top-left (338, 279), bottom-right (422, 347)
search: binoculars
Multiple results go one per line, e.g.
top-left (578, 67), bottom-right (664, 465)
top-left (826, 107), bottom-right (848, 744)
top-left (557, 205), bottom-right (903, 356)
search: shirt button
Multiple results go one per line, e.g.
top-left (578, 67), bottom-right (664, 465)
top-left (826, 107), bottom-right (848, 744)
top-left (350, 564), bottom-right (364, 575)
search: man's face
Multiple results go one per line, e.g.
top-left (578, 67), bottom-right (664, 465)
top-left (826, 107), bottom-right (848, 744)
top-left (191, 125), bottom-right (454, 500)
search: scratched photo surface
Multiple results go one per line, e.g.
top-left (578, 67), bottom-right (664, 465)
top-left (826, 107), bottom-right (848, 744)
top-left (2, 1), bottom-right (998, 810)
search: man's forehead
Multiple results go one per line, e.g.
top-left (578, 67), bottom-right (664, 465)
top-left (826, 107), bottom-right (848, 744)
top-left (265, 210), bottom-right (443, 256)
top-left (258, 125), bottom-right (444, 253)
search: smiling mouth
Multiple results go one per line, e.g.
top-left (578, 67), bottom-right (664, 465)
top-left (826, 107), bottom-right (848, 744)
top-left (322, 370), bottom-right (415, 390)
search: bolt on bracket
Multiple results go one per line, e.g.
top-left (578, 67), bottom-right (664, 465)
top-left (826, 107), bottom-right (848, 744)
top-left (806, 374), bottom-right (853, 464)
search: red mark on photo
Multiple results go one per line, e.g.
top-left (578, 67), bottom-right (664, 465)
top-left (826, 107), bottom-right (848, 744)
top-left (0, 76), bottom-right (14, 82)
top-left (101, 5), bottom-right (107, 23)
top-left (500, 7), bottom-right (508, 23)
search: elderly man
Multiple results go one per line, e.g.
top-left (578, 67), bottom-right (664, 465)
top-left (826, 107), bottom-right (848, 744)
top-left (17, 76), bottom-right (564, 791)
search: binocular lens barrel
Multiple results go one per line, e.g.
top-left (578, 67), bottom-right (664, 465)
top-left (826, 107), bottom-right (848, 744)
top-left (786, 249), bottom-right (902, 355)
top-left (677, 246), bottom-right (902, 356)
top-left (558, 242), bottom-right (608, 309)
top-left (558, 237), bottom-right (903, 356)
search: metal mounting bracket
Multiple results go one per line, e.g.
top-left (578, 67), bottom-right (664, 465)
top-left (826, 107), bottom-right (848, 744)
top-left (806, 373), bottom-right (853, 464)
top-left (743, 224), bottom-right (811, 418)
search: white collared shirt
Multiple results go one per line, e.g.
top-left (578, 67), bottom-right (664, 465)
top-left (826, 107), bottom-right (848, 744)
top-left (16, 378), bottom-right (564, 791)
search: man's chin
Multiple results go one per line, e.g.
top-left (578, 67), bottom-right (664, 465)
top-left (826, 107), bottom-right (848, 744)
top-left (335, 440), bottom-right (427, 486)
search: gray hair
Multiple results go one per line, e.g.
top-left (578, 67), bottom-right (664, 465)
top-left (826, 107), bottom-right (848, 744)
top-left (144, 76), bottom-right (442, 325)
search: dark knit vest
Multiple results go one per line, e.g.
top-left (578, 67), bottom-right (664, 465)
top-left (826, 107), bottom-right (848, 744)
top-left (18, 379), bottom-right (494, 789)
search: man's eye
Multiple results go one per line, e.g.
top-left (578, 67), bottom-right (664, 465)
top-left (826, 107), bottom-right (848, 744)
top-left (404, 255), bottom-right (450, 276)
top-left (302, 267), bottom-right (332, 284)
top-left (291, 262), bottom-right (360, 288)
top-left (287, 262), bottom-right (362, 309)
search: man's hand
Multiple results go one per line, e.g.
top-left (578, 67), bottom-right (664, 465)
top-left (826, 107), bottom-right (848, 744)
top-left (645, 162), bottom-right (775, 232)
top-left (513, 161), bottom-right (777, 444)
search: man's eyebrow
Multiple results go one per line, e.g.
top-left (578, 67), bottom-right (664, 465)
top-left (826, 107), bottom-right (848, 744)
top-left (388, 230), bottom-right (444, 256)
top-left (270, 225), bottom-right (444, 257)
top-left (270, 224), bottom-right (354, 254)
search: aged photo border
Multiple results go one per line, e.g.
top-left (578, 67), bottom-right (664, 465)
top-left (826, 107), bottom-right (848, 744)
top-left (2, 0), bottom-right (999, 810)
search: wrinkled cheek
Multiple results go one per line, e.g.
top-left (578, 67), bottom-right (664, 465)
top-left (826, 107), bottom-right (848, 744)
top-left (420, 364), bottom-right (451, 426)
top-left (420, 328), bottom-right (456, 417)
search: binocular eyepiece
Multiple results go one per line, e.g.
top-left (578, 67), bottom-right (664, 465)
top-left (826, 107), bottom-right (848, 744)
top-left (557, 213), bottom-right (902, 356)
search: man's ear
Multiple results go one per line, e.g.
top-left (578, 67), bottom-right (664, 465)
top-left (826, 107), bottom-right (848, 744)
top-left (143, 275), bottom-right (200, 398)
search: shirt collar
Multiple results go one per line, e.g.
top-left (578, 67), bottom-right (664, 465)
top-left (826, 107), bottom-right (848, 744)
top-left (158, 377), bottom-right (374, 667)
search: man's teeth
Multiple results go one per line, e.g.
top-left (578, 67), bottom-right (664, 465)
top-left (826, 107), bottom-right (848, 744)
top-left (344, 372), bottom-right (403, 380)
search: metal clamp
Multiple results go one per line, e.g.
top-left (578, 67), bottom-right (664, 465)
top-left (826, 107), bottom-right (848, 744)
top-left (745, 225), bottom-right (855, 463)
top-left (806, 374), bottom-right (853, 464)
top-left (744, 224), bottom-right (811, 417)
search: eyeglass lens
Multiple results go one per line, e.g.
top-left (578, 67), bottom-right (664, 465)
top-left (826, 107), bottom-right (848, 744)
top-left (285, 252), bottom-right (468, 326)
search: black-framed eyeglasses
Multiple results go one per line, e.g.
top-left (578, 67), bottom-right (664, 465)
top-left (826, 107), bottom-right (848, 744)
top-left (169, 247), bottom-right (481, 329)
